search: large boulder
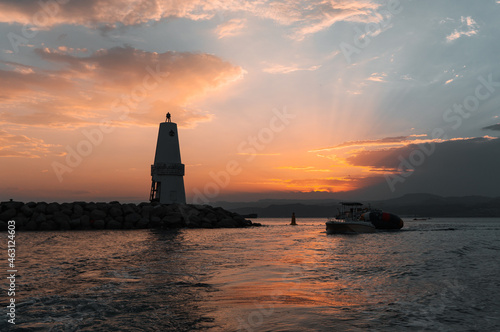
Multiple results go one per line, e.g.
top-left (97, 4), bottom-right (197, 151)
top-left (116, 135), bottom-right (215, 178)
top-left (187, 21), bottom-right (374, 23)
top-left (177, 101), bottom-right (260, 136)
top-left (162, 213), bottom-right (185, 228)
top-left (216, 218), bottom-right (237, 228)
top-left (2, 201), bottom-right (23, 211)
top-left (61, 202), bottom-right (73, 211)
top-left (203, 212), bottom-right (218, 224)
top-left (109, 206), bottom-right (123, 218)
top-left (123, 221), bottom-right (134, 229)
top-left (25, 220), bottom-right (38, 231)
top-left (150, 205), bottom-right (168, 219)
top-left (54, 211), bottom-right (70, 223)
top-left (46, 202), bottom-right (60, 214)
top-left (35, 202), bottom-right (47, 213)
top-left (69, 219), bottom-right (81, 230)
top-left (90, 209), bottom-right (107, 221)
top-left (14, 215), bottom-right (28, 228)
top-left (35, 213), bottom-right (46, 224)
top-left (73, 204), bottom-right (84, 217)
top-left (122, 204), bottom-right (137, 215)
top-left (20, 204), bottom-right (34, 217)
top-left (141, 205), bottom-right (154, 219)
top-left (54, 212), bottom-right (71, 230)
top-left (85, 202), bottom-right (97, 211)
top-left (80, 215), bottom-right (91, 229)
top-left (124, 212), bottom-right (141, 224)
top-left (149, 216), bottom-right (161, 228)
top-left (92, 220), bottom-right (106, 229)
top-left (0, 208), bottom-right (17, 222)
top-left (106, 220), bottom-right (122, 229)
top-left (185, 214), bottom-right (202, 228)
top-left (96, 202), bottom-right (110, 212)
top-left (136, 218), bottom-right (150, 229)
top-left (232, 215), bottom-right (248, 227)
top-left (40, 221), bottom-right (57, 231)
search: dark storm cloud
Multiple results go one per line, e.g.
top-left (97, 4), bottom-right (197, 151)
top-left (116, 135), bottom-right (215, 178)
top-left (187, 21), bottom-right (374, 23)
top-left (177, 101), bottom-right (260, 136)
top-left (345, 137), bottom-right (500, 199)
top-left (482, 123), bottom-right (500, 131)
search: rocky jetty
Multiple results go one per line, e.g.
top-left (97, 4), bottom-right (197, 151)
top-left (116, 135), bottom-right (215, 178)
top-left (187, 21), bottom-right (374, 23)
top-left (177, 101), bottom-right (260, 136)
top-left (0, 200), bottom-right (259, 231)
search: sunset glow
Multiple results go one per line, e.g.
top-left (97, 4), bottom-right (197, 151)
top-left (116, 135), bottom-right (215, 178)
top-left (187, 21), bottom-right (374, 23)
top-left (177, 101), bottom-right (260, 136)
top-left (1, 0), bottom-right (500, 203)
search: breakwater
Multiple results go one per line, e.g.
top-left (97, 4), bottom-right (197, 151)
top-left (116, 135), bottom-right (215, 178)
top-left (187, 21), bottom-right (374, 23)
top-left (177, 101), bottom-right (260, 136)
top-left (0, 201), bottom-right (258, 231)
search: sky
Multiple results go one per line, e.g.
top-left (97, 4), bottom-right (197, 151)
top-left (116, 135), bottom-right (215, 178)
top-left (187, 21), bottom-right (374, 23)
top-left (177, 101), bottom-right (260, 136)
top-left (0, 0), bottom-right (499, 203)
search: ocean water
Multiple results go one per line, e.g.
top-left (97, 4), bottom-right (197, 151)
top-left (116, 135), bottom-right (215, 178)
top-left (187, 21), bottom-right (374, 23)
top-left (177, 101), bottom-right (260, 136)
top-left (2, 218), bottom-right (499, 331)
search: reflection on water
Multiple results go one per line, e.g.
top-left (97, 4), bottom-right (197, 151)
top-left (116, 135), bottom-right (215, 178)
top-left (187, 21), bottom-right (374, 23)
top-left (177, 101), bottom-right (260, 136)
top-left (2, 218), bottom-right (499, 331)
top-left (7, 230), bottom-right (217, 331)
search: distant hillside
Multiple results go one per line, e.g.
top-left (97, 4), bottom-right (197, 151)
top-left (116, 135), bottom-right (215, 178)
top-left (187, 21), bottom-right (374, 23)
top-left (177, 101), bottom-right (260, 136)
top-left (230, 203), bottom-right (339, 218)
top-left (220, 194), bottom-right (500, 218)
top-left (212, 198), bottom-right (339, 210)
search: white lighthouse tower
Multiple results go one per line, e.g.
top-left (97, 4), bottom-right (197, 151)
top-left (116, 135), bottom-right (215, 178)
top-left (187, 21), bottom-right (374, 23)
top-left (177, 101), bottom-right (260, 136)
top-left (150, 113), bottom-right (186, 204)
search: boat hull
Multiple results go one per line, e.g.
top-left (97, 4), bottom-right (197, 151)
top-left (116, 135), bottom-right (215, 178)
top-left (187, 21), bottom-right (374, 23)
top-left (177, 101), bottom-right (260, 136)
top-left (359, 211), bottom-right (404, 230)
top-left (326, 221), bottom-right (376, 234)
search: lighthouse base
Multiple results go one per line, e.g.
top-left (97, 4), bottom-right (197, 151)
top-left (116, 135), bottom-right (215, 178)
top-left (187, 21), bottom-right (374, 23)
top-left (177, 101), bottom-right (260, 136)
top-left (150, 176), bottom-right (186, 204)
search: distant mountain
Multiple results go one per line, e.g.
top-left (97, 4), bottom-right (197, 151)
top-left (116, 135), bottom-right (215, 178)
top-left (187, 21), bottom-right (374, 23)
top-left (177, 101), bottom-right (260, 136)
top-left (219, 194), bottom-right (500, 218)
top-left (229, 203), bottom-right (340, 218)
top-left (368, 194), bottom-right (498, 217)
top-left (212, 198), bottom-right (340, 210)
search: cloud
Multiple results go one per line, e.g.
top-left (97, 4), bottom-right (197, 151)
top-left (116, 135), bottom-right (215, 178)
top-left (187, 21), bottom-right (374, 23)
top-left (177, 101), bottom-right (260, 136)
top-left (482, 123), bottom-right (500, 131)
top-left (339, 136), bottom-right (500, 198)
top-left (236, 152), bottom-right (281, 156)
top-left (446, 16), bottom-right (479, 42)
top-left (215, 18), bottom-right (247, 39)
top-left (367, 72), bottom-right (387, 82)
top-left (130, 101), bottom-right (214, 128)
top-left (275, 166), bottom-right (332, 172)
top-left (263, 0), bottom-right (384, 40)
top-left (0, 130), bottom-right (63, 158)
top-left (306, 135), bottom-right (500, 198)
top-left (0, 0), bottom-right (209, 28)
top-left (0, 61), bottom-right (72, 101)
top-left (272, 175), bottom-right (384, 193)
top-left (262, 63), bottom-right (321, 74)
top-left (310, 134), bottom-right (429, 152)
top-left (0, 0), bottom-right (382, 39)
top-left (342, 136), bottom-right (494, 168)
top-left (0, 46), bottom-right (245, 129)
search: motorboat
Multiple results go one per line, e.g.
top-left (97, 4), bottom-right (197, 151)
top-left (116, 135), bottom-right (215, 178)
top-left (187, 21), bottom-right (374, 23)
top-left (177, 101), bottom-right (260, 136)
top-left (326, 202), bottom-right (404, 234)
top-left (326, 202), bottom-right (375, 234)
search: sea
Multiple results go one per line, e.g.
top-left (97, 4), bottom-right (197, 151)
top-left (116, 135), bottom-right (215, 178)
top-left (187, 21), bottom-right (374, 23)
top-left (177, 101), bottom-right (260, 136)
top-left (1, 218), bottom-right (499, 331)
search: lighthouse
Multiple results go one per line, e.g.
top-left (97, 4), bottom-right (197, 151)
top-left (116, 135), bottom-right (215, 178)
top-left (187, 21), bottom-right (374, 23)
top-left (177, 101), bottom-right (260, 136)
top-left (149, 113), bottom-right (186, 204)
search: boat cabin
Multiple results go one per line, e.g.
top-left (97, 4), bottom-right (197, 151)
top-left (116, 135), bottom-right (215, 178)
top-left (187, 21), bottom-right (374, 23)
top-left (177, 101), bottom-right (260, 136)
top-left (335, 202), bottom-right (369, 221)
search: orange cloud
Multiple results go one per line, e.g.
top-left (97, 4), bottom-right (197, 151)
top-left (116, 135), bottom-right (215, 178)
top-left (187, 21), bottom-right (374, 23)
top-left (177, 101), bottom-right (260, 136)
top-left (0, 0), bottom-right (382, 40)
top-left (262, 63), bottom-right (321, 74)
top-left (0, 0), bottom-right (216, 27)
top-left (0, 46), bottom-right (244, 129)
top-left (215, 18), bottom-right (247, 38)
top-left (0, 130), bottom-right (63, 158)
top-left (309, 134), bottom-right (430, 152)
top-left (271, 175), bottom-right (384, 193)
